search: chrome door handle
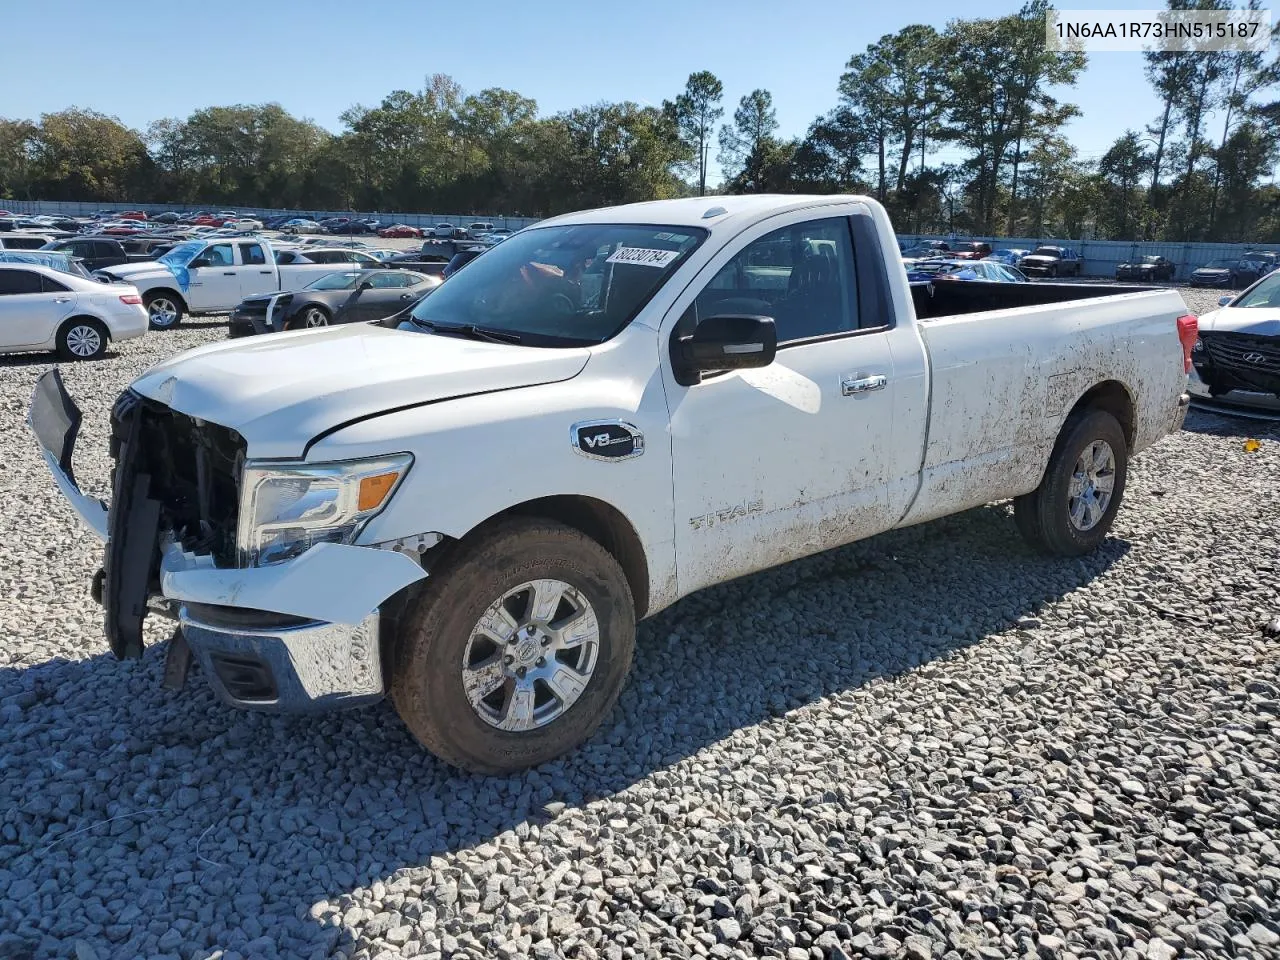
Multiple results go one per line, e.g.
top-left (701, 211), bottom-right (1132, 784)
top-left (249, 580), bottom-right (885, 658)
top-left (841, 374), bottom-right (888, 396)
top-left (52, 297), bottom-right (72, 303)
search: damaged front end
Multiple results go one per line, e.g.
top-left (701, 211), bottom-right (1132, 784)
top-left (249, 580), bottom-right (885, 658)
top-left (29, 369), bottom-right (428, 712)
top-left (103, 384), bottom-right (244, 659)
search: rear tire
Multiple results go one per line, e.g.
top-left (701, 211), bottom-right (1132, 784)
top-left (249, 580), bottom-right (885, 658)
top-left (1014, 409), bottom-right (1128, 557)
top-left (390, 517), bottom-right (636, 774)
top-left (56, 318), bottom-right (108, 361)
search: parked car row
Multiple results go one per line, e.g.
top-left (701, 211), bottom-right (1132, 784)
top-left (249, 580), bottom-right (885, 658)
top-left (896, 236), bottom-right (1280, 287)
top-left (1188, 251), bottom-right (1279, 288)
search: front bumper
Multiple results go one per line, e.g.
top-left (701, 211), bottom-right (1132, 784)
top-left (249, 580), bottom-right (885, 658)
top-left (1187, 366), bottom-right (1280, 416)
top-left (29, 369), bottom-right (430, 711)
top-left (1190, 274), bottom-right (1231, 287)
top-left (179, 603), bottom-right (383, 711)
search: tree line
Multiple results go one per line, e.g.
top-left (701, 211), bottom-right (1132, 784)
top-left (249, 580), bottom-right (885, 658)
top-left (1, 0), bottom-right (1277, 241)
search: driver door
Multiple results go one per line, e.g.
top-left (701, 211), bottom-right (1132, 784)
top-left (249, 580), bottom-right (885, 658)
top-left (354, 271), bottom-right (419, 322)
top-left (662, 212), bottom-right (909, 597)
top-left (185, 243), bottom-right (240, 311)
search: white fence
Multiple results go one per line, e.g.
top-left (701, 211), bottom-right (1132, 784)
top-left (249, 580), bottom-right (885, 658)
top-left (0, 199), bottom-right (543, 232)
top-left (896, 234), bottom-right (1280, 281)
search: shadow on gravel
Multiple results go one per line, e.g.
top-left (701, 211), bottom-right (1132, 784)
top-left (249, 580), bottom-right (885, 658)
top-left (0, 503), bottom-right (1129, 957)
top-left (0, 351), bottom-right (122, 369)
top-left (1181, 404), bottom-right (1280, 440)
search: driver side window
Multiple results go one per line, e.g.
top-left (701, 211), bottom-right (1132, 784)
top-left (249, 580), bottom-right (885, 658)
top-left (691, 218), bottom-right (858, 344)
top-left (203, 244), bottom-right (234, 267)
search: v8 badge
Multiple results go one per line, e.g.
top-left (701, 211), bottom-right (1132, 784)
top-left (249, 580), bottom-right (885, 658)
top-left (571, 420), bottom-right (644, 461)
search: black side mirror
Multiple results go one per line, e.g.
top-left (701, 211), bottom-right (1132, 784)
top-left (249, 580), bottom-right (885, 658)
top-left (672, 314), bottom-right (777, 386)
top-left (358, 280), bottom-right (373, 291)
top-left (188, 257), bottom-right (211, 269)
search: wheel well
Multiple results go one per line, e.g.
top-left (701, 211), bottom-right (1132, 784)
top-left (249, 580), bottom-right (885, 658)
top-left (1070, 380), bottom-right (1136, 448)
top-left (59, 315), bottom-right (109, 340)
top-left (478, 496), bottom-right (652, 619)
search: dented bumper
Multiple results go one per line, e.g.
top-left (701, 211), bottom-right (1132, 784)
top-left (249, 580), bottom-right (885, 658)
top-left (30, 369), bottom-right (429, 711)
top-left (161, 539), bottom-right (427, 710)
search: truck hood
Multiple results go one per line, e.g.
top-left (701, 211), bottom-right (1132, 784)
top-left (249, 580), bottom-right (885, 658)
top-left (1199, 307), bottom-right (1280, 336)
top-left (1019, 255), bottom-right (1060, 264)
top-left (98, 261), bottom-right (175, 281)
top-left (129, 323), bottom-right (592, 458)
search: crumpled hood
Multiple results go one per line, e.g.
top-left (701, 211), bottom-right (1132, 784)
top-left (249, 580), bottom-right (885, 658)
top-left (129, 324), bottom-right (591, 458)
top-left (1198, 307), bottom-right (1280, 337)
top-left (99, 261), bottom-right (174, 281)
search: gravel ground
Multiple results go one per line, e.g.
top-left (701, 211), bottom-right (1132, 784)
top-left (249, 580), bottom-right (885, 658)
top-left (1, 286), bottom-right (1278, 960)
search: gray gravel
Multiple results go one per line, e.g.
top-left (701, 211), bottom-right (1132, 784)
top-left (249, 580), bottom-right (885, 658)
top-left (1, 287), bottom-right (1278, 960)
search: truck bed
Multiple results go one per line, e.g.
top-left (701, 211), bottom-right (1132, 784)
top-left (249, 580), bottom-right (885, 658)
top-left (910, 278), bottom-right (1159, 320)
top-left (898, 280), bottom-right (1189, 529)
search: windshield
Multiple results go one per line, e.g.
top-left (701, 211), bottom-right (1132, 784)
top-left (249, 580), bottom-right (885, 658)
top-left (1030, 247), bottom-right (1061, 257)
top-left (157, 239), bottom-right (206, 267)
top-left (307, 271), bottom-right (363, 290)
top-left (406, 223), bottom-right (707, 346)
top-left (1203, 259), bottom-right (1235, 269)
top-left (1233, 271), bottom-right (1280, 308)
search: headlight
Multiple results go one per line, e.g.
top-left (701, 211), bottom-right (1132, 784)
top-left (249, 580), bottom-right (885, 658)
top-left (237, 454), bottom-right (412, 567)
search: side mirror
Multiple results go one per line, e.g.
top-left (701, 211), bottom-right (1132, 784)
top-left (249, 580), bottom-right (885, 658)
top-left (1218, 295), bottom-right (1233, 306)
top-left (358, 280), bottom-right (373, 291)
top-left (188, 257), bottom-right (211, 269)
top-left (672, 314), bottom-right (777, 386)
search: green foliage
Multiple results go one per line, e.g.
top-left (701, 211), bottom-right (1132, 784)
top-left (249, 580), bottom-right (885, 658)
top-left (663, 71), bottom-right (723, 197)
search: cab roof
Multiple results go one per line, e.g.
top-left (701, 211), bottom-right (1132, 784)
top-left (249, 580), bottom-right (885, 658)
top-left (534, 194), bottom-right (875, 235)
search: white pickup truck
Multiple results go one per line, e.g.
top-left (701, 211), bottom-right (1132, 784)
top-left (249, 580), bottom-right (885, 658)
top-left (95, 237), bottom-right (370, 330)
top-left (31, 194), bottom-right (1196, 774)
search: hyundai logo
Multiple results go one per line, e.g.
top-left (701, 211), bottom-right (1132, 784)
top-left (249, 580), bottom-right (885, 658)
top-left (1243, 352), bottom-right (1266, 364)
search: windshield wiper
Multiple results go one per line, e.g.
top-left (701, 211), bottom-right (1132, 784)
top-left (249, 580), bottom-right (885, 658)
top-left (409, 317), bottom-right (523, 344)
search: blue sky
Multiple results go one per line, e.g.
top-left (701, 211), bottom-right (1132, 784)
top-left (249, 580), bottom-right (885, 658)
top-left (5, 0), bottom-right (1194, 182)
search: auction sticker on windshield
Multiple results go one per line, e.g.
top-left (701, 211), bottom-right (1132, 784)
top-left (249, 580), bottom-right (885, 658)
top-left (606, 247), bottom-right (680, 268)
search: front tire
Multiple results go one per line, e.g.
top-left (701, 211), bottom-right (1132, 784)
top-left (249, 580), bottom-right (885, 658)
top-left (291, 305), bottom-right (330, 330)
top-left (56, 318), bottom-right (108, 360)
top-left (1014, 409), bottom-right (1128, 557)
top-left (143, 292), bottom-right (183, 330)
top-left (390, 517), bottom-right (636, 774)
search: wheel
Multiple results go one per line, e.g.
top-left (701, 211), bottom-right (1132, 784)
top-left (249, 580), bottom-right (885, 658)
top-left (1013, 409), bottom-right (1128, 557)
top-left (293, 306), bottom-right (330, 329)
top-left (389, 516), bottom-right (636, 774)
top-left (144, 292), bottom-right (183, 330)
top-left (56, 318), bottom-right (108, 360)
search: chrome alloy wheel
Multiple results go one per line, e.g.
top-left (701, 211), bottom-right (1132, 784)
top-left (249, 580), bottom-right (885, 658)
top-left (148, 297), bottom-right (178, 327)
top-left (1068, 439), bottom-right (1116, 531)
top-left (461, 579), bottom-right (600, 732)
top-left (302, 308), bottom-right (328, 327)
top-left (64, 324), bottom-right (102, 357)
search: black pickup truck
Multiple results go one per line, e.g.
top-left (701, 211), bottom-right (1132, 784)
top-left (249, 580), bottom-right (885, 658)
top-left (40, 236), bottom-right (175, 272)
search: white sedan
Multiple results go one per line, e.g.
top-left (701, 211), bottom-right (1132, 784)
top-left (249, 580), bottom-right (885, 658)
top-left (0, 263), bottom-right (148, 360)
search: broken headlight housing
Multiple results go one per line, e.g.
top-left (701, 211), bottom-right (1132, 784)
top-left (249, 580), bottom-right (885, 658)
top-left (236, 454), bottom-right (413, 567)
